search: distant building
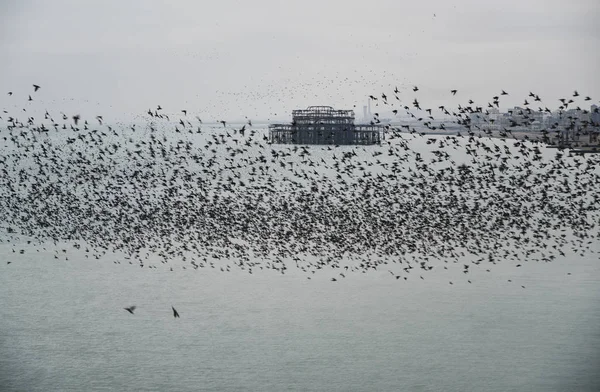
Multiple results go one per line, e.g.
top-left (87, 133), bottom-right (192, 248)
top-left (269, 106), bottom-right (382, 145)
top-left (591, 105), bottom-right (600, 125)
top-left (487, 108), bottom-right (500, 120)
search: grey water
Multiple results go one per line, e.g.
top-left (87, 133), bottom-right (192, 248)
top-left (1, 244), bottom-right (599, 392)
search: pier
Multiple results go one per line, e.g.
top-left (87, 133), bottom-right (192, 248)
top-left (269, 106), bottom-right (382, 145)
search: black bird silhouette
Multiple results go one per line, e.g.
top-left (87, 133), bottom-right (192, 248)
top-left (124, 306), bottom-right (136, 314)
top-left (172, 306), bottom-right (180, 318)
top-left (33, 84), bottom-right (40, 92)
top-left (451, 90), bottom-right (457, 95)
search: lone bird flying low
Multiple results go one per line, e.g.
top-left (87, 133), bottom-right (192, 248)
top-left (172, 306), bottom-right (180, 318)
top-left (124, 306), bottom-right (136, 314)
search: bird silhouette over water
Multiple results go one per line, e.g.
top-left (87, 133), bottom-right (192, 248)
top-left (124, 306), bottom-right (136, 314)
top-left (172, 306), bottom-right (180, 318)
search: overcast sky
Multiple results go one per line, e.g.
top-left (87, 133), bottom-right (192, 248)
top-left (0, 0), bottom-right (598, 122)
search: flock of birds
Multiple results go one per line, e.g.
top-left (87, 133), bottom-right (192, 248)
top-left (1, 84), bottom-right (599, 304)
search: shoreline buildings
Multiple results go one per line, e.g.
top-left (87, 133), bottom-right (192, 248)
top-left (468, 105), bottom-right (600, 146)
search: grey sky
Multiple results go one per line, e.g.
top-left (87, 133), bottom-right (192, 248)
top-left (0, 0), bottom-right (598, 122)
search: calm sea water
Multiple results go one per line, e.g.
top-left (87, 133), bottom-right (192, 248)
top-left (1, 126), bottom-right (599, 391)
top-left (1, 243), bottom-right (599, 392)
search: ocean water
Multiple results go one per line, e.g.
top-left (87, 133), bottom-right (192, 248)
top-left (1, 124), bottom-right (599, 391)
top-left (1, 245), bottom-right (599, 392)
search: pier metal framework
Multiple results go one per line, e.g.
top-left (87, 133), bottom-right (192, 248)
top-left (269, 106), bottom-right (382, 145)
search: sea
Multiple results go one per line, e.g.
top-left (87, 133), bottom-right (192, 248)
top-left (0, 122), bottom-right (599, 391)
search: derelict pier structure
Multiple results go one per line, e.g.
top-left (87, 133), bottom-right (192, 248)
top-left (269, 106), bottom-right (382, 145)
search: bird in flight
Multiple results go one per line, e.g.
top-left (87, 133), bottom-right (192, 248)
top-left (451, 89), bottom-right (457, 95)
top-left (33, 84), bottom-right (40, 92)
top-left (172, 306), bottom-right (180, 318)
top-left (124, 306), bottom-right (136, 314)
